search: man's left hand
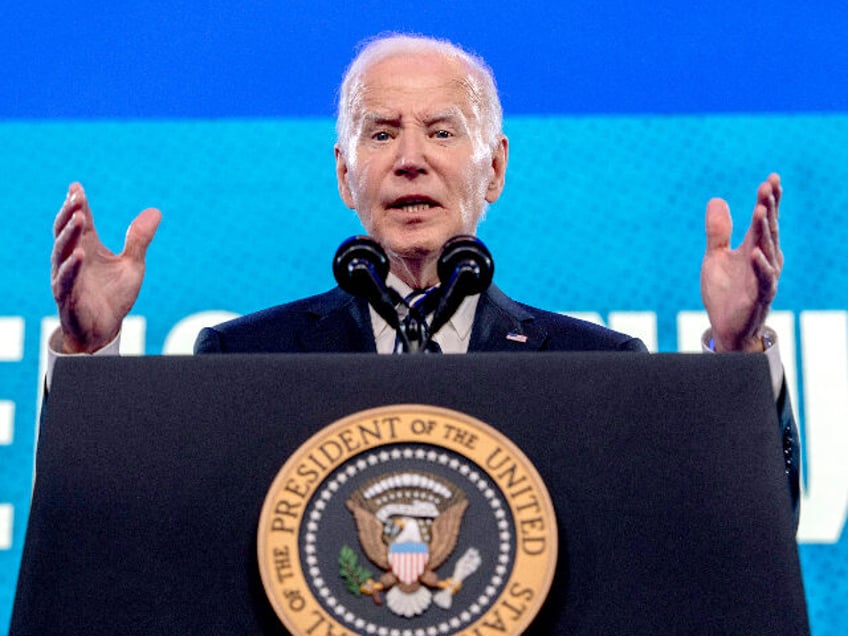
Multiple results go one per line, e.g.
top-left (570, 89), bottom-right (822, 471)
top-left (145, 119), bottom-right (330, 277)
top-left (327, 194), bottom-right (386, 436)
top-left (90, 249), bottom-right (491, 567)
top-left (701, 173), bottom-right (783, 352)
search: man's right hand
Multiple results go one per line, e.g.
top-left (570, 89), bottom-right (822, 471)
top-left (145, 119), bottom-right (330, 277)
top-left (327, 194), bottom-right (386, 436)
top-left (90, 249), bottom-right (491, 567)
top-left (51, 182), bottom-right (161, 353)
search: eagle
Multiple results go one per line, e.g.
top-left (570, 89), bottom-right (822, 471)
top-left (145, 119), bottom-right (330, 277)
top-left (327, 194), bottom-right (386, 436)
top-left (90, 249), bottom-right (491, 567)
top-left (346, 490), bottom-right (469, 617)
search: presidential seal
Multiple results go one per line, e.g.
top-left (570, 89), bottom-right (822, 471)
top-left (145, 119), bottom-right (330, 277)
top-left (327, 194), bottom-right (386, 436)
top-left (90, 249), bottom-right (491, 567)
top-left (257, 405), bottom-right (557, 635)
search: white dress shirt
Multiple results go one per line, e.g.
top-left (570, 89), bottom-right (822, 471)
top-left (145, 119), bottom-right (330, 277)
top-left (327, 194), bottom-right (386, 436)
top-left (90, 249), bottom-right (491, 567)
top-left (370, 273), bottom-right (479, 354)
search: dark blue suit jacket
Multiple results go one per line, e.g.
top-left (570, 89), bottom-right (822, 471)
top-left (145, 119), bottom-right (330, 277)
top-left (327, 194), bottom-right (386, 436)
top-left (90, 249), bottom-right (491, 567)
top-left (194, 284), bottom-right (646, 354)
top-left (194, 283), bottom-right (799, 519)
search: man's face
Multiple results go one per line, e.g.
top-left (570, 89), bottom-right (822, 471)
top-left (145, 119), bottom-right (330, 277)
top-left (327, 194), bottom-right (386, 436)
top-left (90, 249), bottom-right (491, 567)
top-left (335, 52), bottom-right (507, 276)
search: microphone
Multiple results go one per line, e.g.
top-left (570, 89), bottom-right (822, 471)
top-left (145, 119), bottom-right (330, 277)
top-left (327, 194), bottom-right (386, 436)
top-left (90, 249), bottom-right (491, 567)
top-left (428, 235), bottom-right (494, 337)
top-left (333, 236), bottom-right (401, 329)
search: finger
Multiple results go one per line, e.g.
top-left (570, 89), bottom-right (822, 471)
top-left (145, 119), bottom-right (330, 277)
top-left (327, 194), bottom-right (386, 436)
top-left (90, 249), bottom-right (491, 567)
top-left (757, 179), bottom-right (778, 230)
top-left (766, 173), bottom-right (783, 267)
top-left (757, 176), bottom-right (783, 271)
top-left (751, 246), bottom-right (778, 305)
top-left (123, 207), bottom-right (162, 262)
top-left (51, 211), bottom-right (84, 276)
top-left (705, 197), bottom-right (732, 252)
top-left (767, 172), bottom-right (782, 211)
top-left (53, 183), bottom-right (87, 237)
top-left (764, 197), bottom-right (783, 272)
top-left (752, 204), bottom-right (779, 270)
top-left (51, 247), bottom-right (84, 304)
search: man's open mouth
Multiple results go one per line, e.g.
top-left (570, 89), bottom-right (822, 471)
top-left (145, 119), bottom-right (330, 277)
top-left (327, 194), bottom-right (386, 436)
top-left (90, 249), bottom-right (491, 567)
top-left (388, 196), bottom-right (440, 213)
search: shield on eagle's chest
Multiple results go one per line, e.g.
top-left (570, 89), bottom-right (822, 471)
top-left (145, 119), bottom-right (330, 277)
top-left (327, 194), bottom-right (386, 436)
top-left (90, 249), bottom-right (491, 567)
top-left (388, 542), bottom-right (430, 585)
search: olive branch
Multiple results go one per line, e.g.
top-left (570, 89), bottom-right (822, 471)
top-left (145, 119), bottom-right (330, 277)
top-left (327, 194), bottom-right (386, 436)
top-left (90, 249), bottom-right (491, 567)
top-left (338, 545), bottom-right (372, 595)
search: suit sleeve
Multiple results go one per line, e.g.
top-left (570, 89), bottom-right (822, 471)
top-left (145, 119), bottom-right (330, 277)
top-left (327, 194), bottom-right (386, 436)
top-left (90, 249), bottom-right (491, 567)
top-left (777, 378), bottom-right (801, 529)
top-left (618, 337), bottom-right (649, 353)
top-left (194, 327), bottom-right (224, 353)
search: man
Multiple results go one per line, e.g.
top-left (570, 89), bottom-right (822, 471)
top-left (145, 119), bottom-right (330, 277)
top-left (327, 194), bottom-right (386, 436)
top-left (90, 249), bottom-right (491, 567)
top-left (48, 34), bottom-right (797, 508)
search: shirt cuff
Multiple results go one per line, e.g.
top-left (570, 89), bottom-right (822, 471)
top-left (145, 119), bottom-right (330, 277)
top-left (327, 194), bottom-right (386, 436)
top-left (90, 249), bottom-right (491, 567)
top-left (701, 326), bottom-right (783, 399)
top-left (46, 327), bottom-right (122, 391)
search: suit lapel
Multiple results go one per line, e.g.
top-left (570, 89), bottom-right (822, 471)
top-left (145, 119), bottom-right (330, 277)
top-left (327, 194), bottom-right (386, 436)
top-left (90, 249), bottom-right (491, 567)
top-left (300, 288), bottom-right (377, 353)
top-left (469, 285), bottom-right (549, 352)
top-left (300, 285), bottom-right (544, 354)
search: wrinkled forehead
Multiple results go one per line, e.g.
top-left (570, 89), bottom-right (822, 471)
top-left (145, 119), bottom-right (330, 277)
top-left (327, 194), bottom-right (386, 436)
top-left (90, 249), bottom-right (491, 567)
top-left (348, 52), bottom-right (487, 129)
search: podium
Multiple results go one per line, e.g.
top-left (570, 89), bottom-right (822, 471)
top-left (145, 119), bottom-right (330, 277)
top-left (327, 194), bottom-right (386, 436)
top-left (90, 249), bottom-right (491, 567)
top-left (11, 352), bottom-right (808, 634)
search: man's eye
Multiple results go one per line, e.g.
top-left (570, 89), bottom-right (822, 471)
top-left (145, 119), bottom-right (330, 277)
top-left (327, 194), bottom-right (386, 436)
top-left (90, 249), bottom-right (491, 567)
top-left (433, 130), bottom-right (453, 139)
top-left (372, 131), bottom-right (391, 141)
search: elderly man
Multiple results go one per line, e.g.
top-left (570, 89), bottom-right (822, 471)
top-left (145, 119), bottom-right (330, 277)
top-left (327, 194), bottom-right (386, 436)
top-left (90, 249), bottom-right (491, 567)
top-left (48, 34), bottom-right (796, 507)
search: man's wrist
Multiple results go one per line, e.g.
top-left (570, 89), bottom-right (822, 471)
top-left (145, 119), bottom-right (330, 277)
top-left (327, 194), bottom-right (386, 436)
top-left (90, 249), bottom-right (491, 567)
top-left (706, 331), bottom-right (773, 353)
top-left (46, 327), bottom-right (122, 391)
top-left (702, 326), bottom-right (783, 399)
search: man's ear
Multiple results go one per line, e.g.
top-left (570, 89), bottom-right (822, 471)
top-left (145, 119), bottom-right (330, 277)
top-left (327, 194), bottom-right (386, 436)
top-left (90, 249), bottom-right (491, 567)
top-left (484, 134), bottom-right (509, 204)
top-left (335, 144), bottom-right (356, 209)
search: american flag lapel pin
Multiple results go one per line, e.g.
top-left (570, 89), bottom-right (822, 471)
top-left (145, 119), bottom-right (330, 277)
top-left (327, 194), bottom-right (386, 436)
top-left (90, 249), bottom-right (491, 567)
top-left (506, 332), bottom-right (528, 344)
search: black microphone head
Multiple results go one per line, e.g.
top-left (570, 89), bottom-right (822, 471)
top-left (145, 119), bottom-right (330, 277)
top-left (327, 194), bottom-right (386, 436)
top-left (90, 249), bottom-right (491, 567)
top-left (437, 235), bottom-right (494, 295)
top-left (333, 235), bottom-right (390, 296)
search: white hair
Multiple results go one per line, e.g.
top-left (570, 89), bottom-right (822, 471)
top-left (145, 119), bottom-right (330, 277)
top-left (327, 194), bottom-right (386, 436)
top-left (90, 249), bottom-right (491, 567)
top-left (336, 33), bottom-right (503, 163)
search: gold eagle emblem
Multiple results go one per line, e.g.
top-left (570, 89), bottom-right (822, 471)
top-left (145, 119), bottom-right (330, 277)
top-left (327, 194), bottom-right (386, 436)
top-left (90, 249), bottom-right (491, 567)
top-left (344, 471), bottom-right (479, 617)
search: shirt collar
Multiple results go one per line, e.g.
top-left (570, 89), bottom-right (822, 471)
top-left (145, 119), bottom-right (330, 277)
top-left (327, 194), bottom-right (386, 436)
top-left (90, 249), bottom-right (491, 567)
top-left (369, 271), bottom-right (478, 345)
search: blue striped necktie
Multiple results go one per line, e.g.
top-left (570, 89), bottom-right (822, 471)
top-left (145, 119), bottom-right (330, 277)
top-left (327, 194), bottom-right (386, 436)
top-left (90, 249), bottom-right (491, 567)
top-left (395, 287), bottom-right (442, 353)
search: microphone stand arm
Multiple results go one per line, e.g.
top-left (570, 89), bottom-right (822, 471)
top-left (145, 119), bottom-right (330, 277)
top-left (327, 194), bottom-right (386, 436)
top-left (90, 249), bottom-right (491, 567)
top-left (423, 263), bottom-right (479, 348)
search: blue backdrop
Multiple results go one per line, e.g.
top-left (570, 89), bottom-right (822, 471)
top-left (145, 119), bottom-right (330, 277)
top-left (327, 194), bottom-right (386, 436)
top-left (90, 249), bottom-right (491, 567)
top-left (1, 2), bottom-right (846, 633)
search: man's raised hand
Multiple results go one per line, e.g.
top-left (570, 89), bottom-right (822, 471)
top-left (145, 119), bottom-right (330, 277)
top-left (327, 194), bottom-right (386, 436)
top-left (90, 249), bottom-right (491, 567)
top-left (51, 183), bottom-right (161, 353)
top-left (701, 173), bottom-right (783, 352)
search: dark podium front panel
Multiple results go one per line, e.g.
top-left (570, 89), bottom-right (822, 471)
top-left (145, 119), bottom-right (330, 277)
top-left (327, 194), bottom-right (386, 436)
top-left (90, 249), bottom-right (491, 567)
top-left (12, 353), bottom-right (807, 634)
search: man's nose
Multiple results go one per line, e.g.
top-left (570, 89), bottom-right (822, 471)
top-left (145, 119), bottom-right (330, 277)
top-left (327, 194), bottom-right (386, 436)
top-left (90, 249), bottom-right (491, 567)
top-left (393, 131), bottom-right (427, 177)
